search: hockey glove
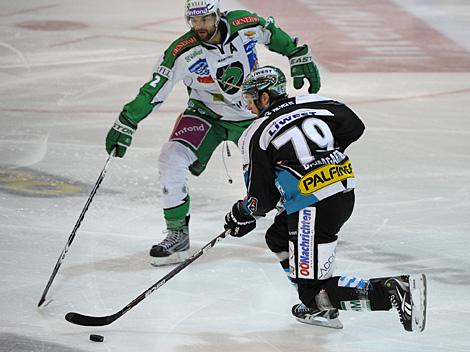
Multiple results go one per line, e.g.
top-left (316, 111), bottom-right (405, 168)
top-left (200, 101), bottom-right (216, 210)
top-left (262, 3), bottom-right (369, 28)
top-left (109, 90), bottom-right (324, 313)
top-left (224, 200), bottom-right (256, 238)
top-left (288, 45), bottom-right (321, 93)
top-left (105, 114), bottom-right (137, 158)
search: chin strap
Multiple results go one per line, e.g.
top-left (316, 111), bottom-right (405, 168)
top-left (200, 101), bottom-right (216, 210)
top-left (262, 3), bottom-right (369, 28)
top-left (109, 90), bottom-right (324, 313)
top-left (204, 23), bottom-right (219, 42)
top-left (207, 14), bottom-right (221, 42)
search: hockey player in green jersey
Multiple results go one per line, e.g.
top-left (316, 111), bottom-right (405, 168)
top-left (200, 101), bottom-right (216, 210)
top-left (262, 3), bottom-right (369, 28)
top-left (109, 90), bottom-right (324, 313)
top-left (105, 0), bottom-right (321, 266)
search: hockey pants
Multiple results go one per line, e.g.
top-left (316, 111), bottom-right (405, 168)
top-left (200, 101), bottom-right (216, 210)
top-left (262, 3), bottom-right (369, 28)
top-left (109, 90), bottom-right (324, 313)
top-left (265, 190), bottom-right (392, 311)
top-left (159, 112), bottom-right (251, 229)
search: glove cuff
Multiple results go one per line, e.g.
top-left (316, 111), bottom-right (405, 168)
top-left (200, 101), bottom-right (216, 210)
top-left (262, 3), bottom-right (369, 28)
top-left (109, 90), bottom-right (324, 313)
top-left (289, 47), bottom-right (313, 68)
top-left (113, 115), bottom-right (136, 137)
top-left (235, 200), bottom-right (256, 221)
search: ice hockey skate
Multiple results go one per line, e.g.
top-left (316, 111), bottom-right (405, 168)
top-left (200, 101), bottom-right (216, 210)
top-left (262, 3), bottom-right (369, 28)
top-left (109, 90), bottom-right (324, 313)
top-left (149, 226), bottom-right (190, 266)
top-left (384, 274), bottom-right (427, 332)
top-left (292, 303), bottom-right (343, 329)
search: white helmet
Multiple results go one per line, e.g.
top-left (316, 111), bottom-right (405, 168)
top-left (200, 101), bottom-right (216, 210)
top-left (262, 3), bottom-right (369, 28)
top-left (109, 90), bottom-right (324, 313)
top-left (185, 0), bottom-right (220, 18)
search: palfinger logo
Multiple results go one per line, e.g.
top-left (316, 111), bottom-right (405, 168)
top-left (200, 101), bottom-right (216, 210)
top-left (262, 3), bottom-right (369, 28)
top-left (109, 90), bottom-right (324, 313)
top-left (299, 160), bottom-right (354, 194)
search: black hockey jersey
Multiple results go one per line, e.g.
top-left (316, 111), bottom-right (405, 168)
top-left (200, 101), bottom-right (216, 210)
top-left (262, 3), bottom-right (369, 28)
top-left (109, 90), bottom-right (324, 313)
top-left (238, 94), bottom-right (365, 215)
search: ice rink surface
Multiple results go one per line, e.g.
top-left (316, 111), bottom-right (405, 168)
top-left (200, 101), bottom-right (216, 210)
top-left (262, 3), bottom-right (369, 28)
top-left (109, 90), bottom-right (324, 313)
top-left (1, 0), bottom-right (470, 351)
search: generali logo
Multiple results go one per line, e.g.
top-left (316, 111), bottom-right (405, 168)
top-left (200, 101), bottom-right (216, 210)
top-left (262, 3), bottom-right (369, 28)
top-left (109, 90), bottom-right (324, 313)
top-left (232, 16), bottom-right (258, 27)
top-left (172, 36), bottom-right (198, 57)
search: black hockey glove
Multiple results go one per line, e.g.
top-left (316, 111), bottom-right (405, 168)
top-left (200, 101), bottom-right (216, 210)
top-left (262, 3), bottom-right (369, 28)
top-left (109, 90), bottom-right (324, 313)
top-left (224, 201), bottom-right (256, 238)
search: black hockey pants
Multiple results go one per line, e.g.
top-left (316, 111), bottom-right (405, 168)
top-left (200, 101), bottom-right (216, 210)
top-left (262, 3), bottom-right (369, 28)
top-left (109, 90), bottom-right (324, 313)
top-left (265, 190), bottom-right (392, 311)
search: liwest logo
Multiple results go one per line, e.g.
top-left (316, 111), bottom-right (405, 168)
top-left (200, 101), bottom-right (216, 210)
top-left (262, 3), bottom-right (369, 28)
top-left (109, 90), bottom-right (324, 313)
top-left (252, 68), bottom-right (274, 77)
top-left (299, 160), bottom-right (354, 194)
top-left (267, 110), bottom-right (333, 137)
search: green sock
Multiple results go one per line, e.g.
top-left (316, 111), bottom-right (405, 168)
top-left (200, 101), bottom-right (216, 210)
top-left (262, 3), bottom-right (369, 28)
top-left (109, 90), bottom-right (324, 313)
top-left (163, 196), bottom-right (190, 230)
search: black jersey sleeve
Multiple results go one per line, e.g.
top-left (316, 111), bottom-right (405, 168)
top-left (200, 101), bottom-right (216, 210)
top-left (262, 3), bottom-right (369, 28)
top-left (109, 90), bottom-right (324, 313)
top-left (328, 102), bottom-right (365, 152)
top-left (243, 130), bottom-right (281, 216)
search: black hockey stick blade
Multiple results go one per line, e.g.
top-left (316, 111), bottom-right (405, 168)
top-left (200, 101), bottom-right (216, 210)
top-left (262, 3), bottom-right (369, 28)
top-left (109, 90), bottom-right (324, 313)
top-left (65, 312), bottom-right (119, 326)
top-left (65, 230), bottom-right (229, 326)
top-left (38, 296), bottom-right (46, 308)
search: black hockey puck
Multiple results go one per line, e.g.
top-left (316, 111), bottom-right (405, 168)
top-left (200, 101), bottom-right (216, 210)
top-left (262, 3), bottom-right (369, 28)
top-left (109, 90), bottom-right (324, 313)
top-left (89, 334), bottom-right (104, 342)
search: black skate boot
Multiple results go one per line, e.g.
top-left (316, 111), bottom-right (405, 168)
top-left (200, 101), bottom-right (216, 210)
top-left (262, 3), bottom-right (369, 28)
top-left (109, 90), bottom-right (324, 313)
top-left (150, 224), bottom-right (189, 266)
top-left (292, 303), bottom-right (343, 329)
top-left (384, 274), bottom-right (427, 332)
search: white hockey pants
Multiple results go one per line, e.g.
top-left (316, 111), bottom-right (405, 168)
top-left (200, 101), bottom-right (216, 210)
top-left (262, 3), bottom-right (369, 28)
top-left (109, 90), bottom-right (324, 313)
top-left (158, 141), bottom-right (197, 209)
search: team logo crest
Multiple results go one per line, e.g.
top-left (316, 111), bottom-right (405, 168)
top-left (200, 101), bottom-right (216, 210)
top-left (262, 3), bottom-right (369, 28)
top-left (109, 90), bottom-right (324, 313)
top-left (245, 197), bottom-right (258, 213)
top-left (216, 61), bottom-right (244, 95)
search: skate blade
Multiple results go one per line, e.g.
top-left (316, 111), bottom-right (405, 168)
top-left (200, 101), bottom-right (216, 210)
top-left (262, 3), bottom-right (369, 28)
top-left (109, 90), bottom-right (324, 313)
top-left (295, 316), bottom-right (343, 329)
top-left (150, 250), bottom-right (190, 267)
top-left (410, 273), bottom-right (427, 332)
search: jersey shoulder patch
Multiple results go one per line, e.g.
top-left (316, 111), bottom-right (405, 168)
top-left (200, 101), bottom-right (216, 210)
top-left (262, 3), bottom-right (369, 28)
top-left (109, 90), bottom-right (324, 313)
top-left (225, 10), bottom-right (265, 34)
top-left (163, 31), bottom-right (201, 66)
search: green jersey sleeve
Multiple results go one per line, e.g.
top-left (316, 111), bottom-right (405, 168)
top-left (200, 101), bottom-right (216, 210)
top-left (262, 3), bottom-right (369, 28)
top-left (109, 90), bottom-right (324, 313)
top-left (263, 16), bottom-right (299, 56)
top-left (225, 10), bottom-right (298, 56)
top-left (120, 32), bottom-right (200, 125)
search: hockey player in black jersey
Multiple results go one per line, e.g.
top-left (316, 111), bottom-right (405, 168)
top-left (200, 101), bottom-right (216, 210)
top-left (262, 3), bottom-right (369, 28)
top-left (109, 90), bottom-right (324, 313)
top-left (223, 66), bottom-right (427, 332)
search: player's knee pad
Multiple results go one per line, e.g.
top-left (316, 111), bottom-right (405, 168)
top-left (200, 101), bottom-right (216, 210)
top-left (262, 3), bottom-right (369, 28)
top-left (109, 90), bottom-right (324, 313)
top-left (159, 141), bottom-right (197, 172)
top-left (159, 141), bottom-right (197, 209)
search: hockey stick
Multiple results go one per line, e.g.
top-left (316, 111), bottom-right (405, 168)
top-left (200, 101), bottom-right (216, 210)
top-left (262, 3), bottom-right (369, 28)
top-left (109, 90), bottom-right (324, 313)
top-left (216, 78), bottom-right (241, 89)
top-left (37, 152), bottom-right (115, 307)
top-left (65, 229), bottom-right (229, 326)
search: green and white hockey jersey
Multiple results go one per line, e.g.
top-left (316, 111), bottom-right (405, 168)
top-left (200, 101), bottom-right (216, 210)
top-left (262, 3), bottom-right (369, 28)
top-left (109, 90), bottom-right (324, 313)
top-left (120, 10), bottom-right (300, 124)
